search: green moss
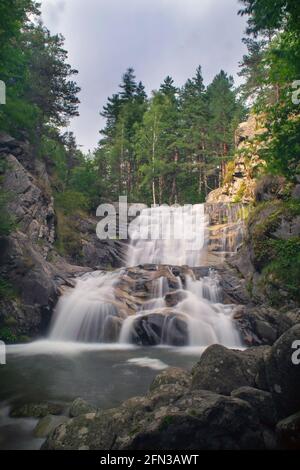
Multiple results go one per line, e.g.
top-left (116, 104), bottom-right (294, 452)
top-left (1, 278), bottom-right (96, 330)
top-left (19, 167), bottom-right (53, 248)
top-left (247, 198), bottom-right (300, 305)
top-left (0, 327), bottom-right (17, 344)
top-left (17, 335), bottom-right (31, 343)
top-left (261, 238), bottom-right (300, 305)
top-left (3, 316), bottom-right (18, 327)
top-left (0, 278), bottom-right (16, 300)
top-left (159, 415), bottom-right (175, 430)
top-left (232, 181), bottom-right (247, 203)
top-left (223, 161), bottom-right (235, 185)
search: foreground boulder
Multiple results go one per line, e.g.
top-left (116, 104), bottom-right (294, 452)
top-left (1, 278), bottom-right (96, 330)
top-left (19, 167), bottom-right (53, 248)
top-left (191, 344), bottom-right (270, 395)
top-left (43, 388), bottom-right (264, 450)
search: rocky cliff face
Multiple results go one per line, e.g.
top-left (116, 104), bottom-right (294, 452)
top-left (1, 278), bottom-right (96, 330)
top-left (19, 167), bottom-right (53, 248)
top-left (0, 133), bottom-right (123, 341)
top-left (207, 115), bottom-right (265, 204)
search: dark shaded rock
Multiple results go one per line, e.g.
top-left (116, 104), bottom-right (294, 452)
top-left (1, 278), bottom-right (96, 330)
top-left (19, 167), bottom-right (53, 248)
top-left (254, 175), bottom-right (287, 202)
top-left (191, 344), bottom-right (270, 395)
top-left (231, 386), bottom-right (278, 426)
top-left (276, 411), bottom-right (300, 449)
top-left (10, 402), bottom-right (64, 418)
top-left (263, 325), bottom-right (300, 417)
top-left (69, 398), bottom-right (96, 418)
top-left (165, 290), bottom-right (187, 307)
top-left (233, 305), bottom-right (300, 346)
top-left (292, 184), bottom-right (300, 200)
top-left (130, 312), bottom-right (189, 346)
top-left (215, 265), bottom-right (252, 305)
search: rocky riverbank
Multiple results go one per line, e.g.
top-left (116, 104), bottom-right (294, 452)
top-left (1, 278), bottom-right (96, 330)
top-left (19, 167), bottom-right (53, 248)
top-left (40, 324), bottom-right (300, 450)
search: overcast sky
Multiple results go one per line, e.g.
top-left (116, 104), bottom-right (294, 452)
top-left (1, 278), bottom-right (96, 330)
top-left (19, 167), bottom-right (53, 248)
top-left (40, 0), bottom-right (247, 152)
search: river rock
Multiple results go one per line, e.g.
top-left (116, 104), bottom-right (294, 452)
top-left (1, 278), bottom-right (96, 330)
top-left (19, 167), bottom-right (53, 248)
top-left (130, 311), bottom-right (189, 346)
top-left (191, 344), bottom-right (270, 395)
top-left (10, 402), bottom-right (64, 418)
top-left (150, 367), bottom-right (191, 392)
top-left (34, 415), bottom-right (69, 438)
top-left (69, 398), bottom-right (96, 418)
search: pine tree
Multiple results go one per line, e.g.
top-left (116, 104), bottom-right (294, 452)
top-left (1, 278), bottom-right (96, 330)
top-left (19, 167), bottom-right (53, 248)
top-left (119, 67), bottom-right (137, 101)
top-left (207, 71), bottom-right (238, 183)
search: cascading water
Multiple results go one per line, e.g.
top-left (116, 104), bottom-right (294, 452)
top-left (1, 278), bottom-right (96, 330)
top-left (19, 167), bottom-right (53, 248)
top-left (49, 203), bottom-right (242, 348)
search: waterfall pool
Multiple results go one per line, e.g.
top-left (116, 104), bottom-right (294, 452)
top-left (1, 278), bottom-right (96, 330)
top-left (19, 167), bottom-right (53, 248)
top-left (0, 341), bottom-right (204, 450)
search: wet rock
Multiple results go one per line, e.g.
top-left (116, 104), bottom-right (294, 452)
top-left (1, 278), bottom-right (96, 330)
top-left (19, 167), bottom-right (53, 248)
top-left (34, 415), bottom-right (69, 438)
top-left (130, 311), bottom-right (189, 346)
top-left (276, 411), bottom-right (300, 449)
top-left (164, 290), bottom-right (187, 307)
top-left (69, 398), bottom-right (96, 418)
top-left (10, 402), bottom-right (64, 418)
top-left (191, 344), bottom-right (270, 395)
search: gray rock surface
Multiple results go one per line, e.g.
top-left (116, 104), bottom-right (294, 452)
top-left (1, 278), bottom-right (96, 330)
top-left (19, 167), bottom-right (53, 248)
top-left (191, 344), bottom-right (270, 395)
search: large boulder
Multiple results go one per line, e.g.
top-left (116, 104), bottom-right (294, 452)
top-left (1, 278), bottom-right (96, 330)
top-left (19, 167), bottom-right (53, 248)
top-left (191, 344), bottom-right (270, 395)
top-left (43, 389), bottom-right (264, 450)
top-left (263, 324), bottom-right (300, 417)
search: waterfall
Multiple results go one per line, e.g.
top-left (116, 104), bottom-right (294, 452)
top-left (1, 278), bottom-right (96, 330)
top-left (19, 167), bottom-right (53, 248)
top-left (50, 203), bottom-right (242, 348)
top-left (126, 204), bottom-right (208, 267)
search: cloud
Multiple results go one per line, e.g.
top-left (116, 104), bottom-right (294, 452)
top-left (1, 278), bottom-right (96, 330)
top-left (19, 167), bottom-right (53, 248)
top-left (41, 0), bottom-right (247, 152)
top-left (41, 0), bottom-right (66, 28)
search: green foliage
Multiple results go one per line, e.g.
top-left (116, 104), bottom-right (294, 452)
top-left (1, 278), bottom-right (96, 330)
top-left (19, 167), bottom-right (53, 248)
top-left (238, 2), bottom-right (300, 180)
top-left (0, 4), bottom-right (80, 145)
top-left (0, 326), bottom-right (17, 344)
top-left (0, 278), bottom-right (16, 300)
top-left (54, 209), bottom-right (82, 261)
top-left (232, 181), bottom-right (247, 203)
top-left (261, 238), bottom-right (300, 304)
top-left (249, 198), bottom-right (300, 304)
top-left (223, 161), bottom-right (236, 185)
top-left (96, 66), bottom-right (244, 205)
top-left (55, 190), bottom-right (89, 214)
top-left (238, 0), bottom-right (300, 36)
